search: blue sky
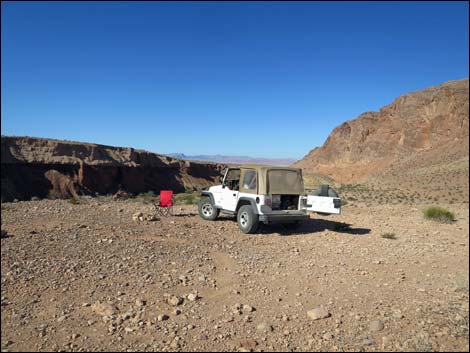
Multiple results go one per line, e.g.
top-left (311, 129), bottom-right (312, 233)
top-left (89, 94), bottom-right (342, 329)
top-left (1, 1), bottom-right (468, 159)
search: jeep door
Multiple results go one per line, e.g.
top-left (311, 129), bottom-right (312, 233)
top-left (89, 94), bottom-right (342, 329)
top-left (301, 195), bottom-right (341, 214)
top-left (220, 168), bottom-right (240, 211)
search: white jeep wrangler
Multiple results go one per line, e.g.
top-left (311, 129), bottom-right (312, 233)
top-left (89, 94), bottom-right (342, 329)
top-left (198, 165), bottom-right (341, 233)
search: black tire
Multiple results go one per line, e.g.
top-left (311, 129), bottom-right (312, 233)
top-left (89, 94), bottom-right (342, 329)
top-left (328, 188), bottom-right (339, 197)
top-left (198, 196), bottom-right (219, 221)
top-left (312, 184), bottom-right (339, 198)
top-left (237, 205), bottom-right (259, 234)
top-left (283, 220), bottom-right (303, 230)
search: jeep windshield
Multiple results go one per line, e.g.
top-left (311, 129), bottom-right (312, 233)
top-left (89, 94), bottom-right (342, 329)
top-left (267, 169), bottom-right (304, 195)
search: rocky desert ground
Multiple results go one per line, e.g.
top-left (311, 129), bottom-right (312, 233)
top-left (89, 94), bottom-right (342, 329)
top-left (1, 196), bottom-right (468, 352)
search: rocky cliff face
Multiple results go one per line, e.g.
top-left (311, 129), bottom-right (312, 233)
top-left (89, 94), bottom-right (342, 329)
top-left (295, 78), bottom-right (469, 183)
top-left (1, 136), bottom-right (225, 201)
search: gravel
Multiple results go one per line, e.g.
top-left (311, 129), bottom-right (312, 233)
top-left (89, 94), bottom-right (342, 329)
top-left (1, 199), bottom-right (468, 352)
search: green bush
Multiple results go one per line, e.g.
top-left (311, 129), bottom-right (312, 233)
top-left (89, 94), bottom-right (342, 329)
top-left (137, 191), bottom-right (157, 204)
top-left (381, 232), bottom-right (397, 240)
top-left (68, 196), bottom-right (80, 204)
top-left (424, 206), bottom-right (455, 223)
top-left (138, 191), bottom-right (155, 198)
top-left (174, 192), bottom-right (200, 205)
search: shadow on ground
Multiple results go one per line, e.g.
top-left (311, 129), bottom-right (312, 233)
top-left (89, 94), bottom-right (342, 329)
top-left (1, 232), bottom-right (13, 239)
top-left (172, 213), bottom-right (198, 217)
top-left (170, 210), bottom-right (371, 236)
top-left (259, 218), bottom-right (371, 236)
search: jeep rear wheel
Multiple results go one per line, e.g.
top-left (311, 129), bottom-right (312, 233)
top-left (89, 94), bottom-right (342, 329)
top-left (237, 205), bottom-right (259, 234)
top-left (198, 196), bottom-right (219, 221)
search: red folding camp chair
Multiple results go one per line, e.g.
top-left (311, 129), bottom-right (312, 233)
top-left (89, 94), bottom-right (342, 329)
top-left (154, 190), bottom-right (174, 217)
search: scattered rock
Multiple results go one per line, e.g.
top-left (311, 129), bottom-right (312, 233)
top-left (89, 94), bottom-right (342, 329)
top-left (113, 190), bottom-right (131, 200)
top-left (187, 293), bottom-right (199, 302)
top-left (242, 304), bottom-right (255, 313)
top-left (135, 299), bottom-right (146, 307)
top-left (234, 339), bottom-right (258, 351)
top-left (392, 311), bottom-right (404, 319)
top-left (132, 212), bottom-right (144, 221)
top-left (56, 315), bottom-right (67, 322)
top-left (91, 302), bottom-right (117, 317)
top-left (307, 307), bottom-right (331, 321)
top-left (145, 214), bottom-right (158, 221)
top-left (170, 340), bottom-right (180, 349)
top-left (370, 320), bottom-right (384, 332)
top-left (168, 296), bottom-right (183, 306)
top-left (256, 323), bottom-right (273, 333)
top-left (362, 336), bottom-right (374, 346)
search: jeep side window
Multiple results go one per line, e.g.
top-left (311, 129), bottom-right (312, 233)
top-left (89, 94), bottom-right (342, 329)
top-left (224, 169), bottom-right (240, 191)
top-left (242, 170), bottom-right (257, 191)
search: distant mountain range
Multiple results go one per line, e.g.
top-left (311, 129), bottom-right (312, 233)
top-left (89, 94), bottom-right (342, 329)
top-left (167, 153), bottom-right (296, 166)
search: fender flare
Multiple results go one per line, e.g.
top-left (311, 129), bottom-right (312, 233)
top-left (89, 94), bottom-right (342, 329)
top-left (236, 197), bottom-right (259, 214)
top-left (200, 191), bottom-right (215, 206)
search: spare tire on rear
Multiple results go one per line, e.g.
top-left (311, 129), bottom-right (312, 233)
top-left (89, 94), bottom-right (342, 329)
top-left (312, 184), bottom-right (338, 197)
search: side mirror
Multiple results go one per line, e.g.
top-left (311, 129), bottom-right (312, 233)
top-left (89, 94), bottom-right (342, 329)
top-left (219, 176), bottom-right (224, 183)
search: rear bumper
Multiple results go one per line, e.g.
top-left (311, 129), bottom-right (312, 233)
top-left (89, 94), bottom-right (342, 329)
top-left (259, 212), bottom-right (309, 224)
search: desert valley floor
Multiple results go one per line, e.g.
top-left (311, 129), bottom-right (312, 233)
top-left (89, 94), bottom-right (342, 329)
top-left (1, 198), bottom-right (469, 352)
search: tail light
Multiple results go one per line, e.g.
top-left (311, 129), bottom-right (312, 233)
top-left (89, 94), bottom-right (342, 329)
top-left (264, 196), bottom-right (272, 207)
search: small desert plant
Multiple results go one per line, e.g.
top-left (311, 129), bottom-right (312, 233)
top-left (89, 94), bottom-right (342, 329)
top-left (174, 192), bottom-right (200, 205)
top-left (381, 232), bottom-right (397, 240)
top-left (424, 206), bottom-right (455, 223)
top-left (137, 191), bottom-right (156, 204)
top-left (68, 195), bottom-right (80, 205)
top-left (138, 190), bottom-right (156, 198)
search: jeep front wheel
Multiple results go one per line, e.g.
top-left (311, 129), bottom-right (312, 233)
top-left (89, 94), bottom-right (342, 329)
top-left (237, 205), bottom-right (259, 234)
top-left (198, 197), bottom-right (219, 221)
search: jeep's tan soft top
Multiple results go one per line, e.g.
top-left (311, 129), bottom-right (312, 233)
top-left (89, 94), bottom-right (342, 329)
top-left (226, 165), bottom-right (305, 195)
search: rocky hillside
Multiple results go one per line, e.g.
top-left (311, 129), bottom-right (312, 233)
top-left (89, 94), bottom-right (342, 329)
top-left (1, 136), bottom-right (225, 201)
top-left (295, 79), bottom-right (469, 184)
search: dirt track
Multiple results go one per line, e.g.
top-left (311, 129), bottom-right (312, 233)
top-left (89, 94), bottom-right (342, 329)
top-left (1, 198), bottom-right (468, 352)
